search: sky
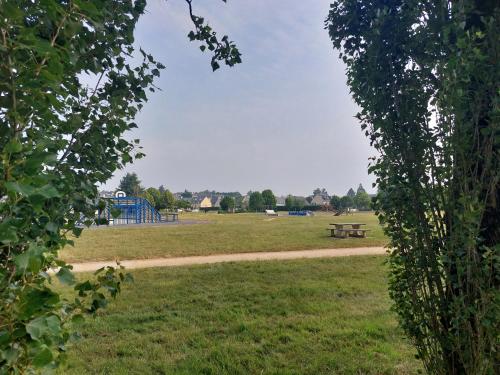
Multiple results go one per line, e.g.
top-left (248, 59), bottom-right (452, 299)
top-left (103, 0), bottom-right (376, 197)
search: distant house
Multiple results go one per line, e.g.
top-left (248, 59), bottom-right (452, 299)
top-left (211, 196), bottom-right (222, 208)
top-left (310, 194), bottom-right (329, 206)
top-left (197, 195), bottom-right (222, 209)
top-left (99, 190), bottom-right (115, 198)
top-left (276, 196), bottom-right (286, 207)
top-left (199, 196), bottom-right (212, 209)
top-left (241, 195), bottom-right (250, 209)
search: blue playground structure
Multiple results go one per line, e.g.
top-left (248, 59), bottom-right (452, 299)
top-left (97, 196), bottom-right (170, 225)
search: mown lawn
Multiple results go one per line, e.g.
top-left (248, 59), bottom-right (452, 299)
top-left (59, 256), bottom-right (419, 374)
top-left (62, 212), bottom-right (386, 263)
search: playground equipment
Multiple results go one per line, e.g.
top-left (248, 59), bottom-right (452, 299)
top-left (97, 192), bottom-right (175, 225)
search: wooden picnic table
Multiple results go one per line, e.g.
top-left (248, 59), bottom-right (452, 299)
top-left (327, 223), bottom-right (369, 238)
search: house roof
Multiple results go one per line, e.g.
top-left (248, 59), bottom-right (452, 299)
top-left (211, 196), bottom-right (222, 207)
top-left (310, 194), bottom-right (329, 205)
top-left (199, 196), bottom-right (212, 208)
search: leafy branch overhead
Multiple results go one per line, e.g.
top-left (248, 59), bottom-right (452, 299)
top-left (185, 0), bottom-right (242, 71)
top-left (0, 0), bottom-right (241, 372)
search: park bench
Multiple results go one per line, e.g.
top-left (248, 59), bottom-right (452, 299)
top-left (265, 209), bottom-right (278, 216)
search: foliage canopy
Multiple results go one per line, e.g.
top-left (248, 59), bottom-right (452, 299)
top-left (0, 0), bottom-right (240, 372)
top-left (261, 189), bottom-right (277, 209)
top-left (327, 0), bottom-right (499, 373)
top-left (248, 191), bottom-right (264, 212)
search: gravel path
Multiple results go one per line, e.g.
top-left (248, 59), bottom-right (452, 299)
top-left (70, 247), bottom-right (387, 273)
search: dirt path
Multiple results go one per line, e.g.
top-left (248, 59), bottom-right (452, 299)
top-left (70, 247), bottom-right (386, 273)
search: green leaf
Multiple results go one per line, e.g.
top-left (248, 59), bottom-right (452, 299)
top-left (4, 181), bottom-right (36, 196)
top-left (26, 317), bottom-right (46, 340)
top-left (4, 139), bottom-right (22, 153)
top-left (37, 184), bottom-right (60, 198)
top-left (56, 267), bottom-right (75, 285)
top-left (25, 315), bottom-right (61, 341)
top-left (45, 222), bottom-right (59, 233)
top-left (0, 222), bottom-right (18, 243)
top-left (0, 330), bottom-right (10, 346)
top-left (14, 244), bottom-right (45, 274)
top-left (32, 345), bottom-right (53, 367)
top-left (1, 347), bottom-right (20, 365)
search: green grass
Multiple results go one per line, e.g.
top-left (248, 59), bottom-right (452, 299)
top-left (59, 256), bottom-right (419, 374)
top-left (62, 212), bottom-right (387, 263)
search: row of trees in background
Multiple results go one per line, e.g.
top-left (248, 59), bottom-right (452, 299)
top-left (330, 184), bottom-right (371, 211)
top-left (117, 174), bottom-right (373, 212)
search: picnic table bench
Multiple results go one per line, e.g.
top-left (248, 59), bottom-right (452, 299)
top-left (327, 223), bottom-right (370, 238)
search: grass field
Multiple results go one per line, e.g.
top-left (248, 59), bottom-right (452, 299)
top-left (62, 212), bottom-right (386, 263)
top-left (59, 256), bottom-right (419, 374)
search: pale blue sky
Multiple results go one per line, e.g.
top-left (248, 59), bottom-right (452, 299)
top-left (104, 0), bottom-right (376, 196)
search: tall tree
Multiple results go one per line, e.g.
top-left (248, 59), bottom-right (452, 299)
top-left (356, 184), bottom-right (366, 195)
top-left (354, 190), bottom-right (371, 210)
top-left (346, 188), bottom-right (355, 198)
top-left (327, 1), bottom-right (499, 373)
top-left (220, 196), bottom-right (235, 212)
top-left (0, 1), bottom-right (241, 372)
top-left (161, 189), bottom-right (175, 210)
top-left (340, 195), bottom-right (353, 210)
top-left (330, 195), bottom-right (342, 210)
top-left (118, 173), bottom-right (143, 196)
top-left (248, 191), bottom-right (264, 212)
top-left (261, 189), bottom-right (277, 209)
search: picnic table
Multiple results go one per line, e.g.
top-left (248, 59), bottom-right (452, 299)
top-left (327, 223), bottom-right (370, 238)
top-left (163, 212), bottom-right (179, 222)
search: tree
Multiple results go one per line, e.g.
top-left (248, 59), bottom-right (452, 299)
top-left (145, 187), bottom-right (161, 208)
top-left (261, 189), bottom-right (277, 209)
top-left (0, 1), bottom-right (241, 372)
top-left (161, 190), bottom-right (176, 210)
top-left (327, 1), bottom-right (498, 373)
top-left (119, 173), bottom-right (143, 196)
top-left (354, 190), bottom-right (371, 211)
top-left (356, 184), bottom-right (366, 195)
top-left (285, 195), bottom-right (305, 211)
top-left (340, 196), bottom-right (354, 211)
top-left (248, 192), bottom-right (264, 212)
top-left (175, 199), bottom-right (191, 209)
top-left (220, 196), bottom-right (235, 212)
top-left (330, 195), bottom-right (342, 210)
top-left (158, 185), bottom-right (166, 193)
top-left (181, 189), bottom-right (192, 199)
top-left (313, 188), bottom-right (322, 196)
top-left (141, 190), bottom-right (156, 207)
top-left (346, 188), bottom-right (356, 198)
